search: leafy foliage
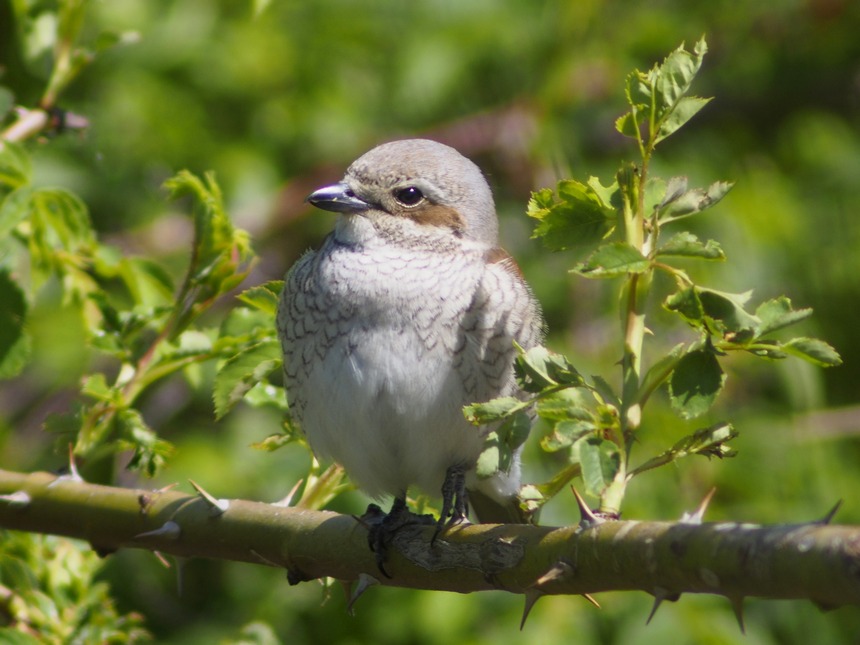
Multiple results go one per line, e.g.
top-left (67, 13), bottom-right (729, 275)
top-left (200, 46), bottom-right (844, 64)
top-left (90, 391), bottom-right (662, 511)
top-left (468, 38), bottom-right (841, 517)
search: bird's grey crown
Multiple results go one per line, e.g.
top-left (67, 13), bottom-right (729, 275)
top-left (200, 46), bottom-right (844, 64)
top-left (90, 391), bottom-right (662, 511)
top-left (344, 139), bottom-right (499, 245)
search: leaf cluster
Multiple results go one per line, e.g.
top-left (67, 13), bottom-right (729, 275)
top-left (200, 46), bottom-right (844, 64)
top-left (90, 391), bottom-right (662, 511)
top-left (475, 38), bottom-right (841, 517)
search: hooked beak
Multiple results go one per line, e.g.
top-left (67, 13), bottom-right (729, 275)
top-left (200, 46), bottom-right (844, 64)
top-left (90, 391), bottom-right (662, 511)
top-left (306, 182), bottom-right (370, 214)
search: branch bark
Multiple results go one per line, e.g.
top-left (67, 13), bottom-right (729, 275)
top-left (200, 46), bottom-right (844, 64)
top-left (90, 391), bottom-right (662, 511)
top-left (1, 468), bottom-right (858, 613)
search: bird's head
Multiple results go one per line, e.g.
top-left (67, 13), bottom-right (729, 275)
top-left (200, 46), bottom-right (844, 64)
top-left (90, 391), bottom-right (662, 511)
top-left (306, 139), bottom-right (499, 246)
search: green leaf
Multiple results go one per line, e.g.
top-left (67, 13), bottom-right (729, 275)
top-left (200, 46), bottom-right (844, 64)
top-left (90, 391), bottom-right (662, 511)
top-left (475, 431), bottom-right (503, 479)
top-left (654, 38), bottom-right (708, 109)
top-left (540, 419), bottom-right (595, 453)
top-left (237, 281), bottom-right (283, 315)
top-left (658, 181), bottom-right (734, 223)
top-left (576, 437), bottom-right (622, 498)
top-left (463, 396), bottom-right (523, 425)
top-left (0, 269), bottom-right (31, 378)
top-left (243, 381), bottom-right (289, 412)
top-left (666, 286), bottom-right (758, 338)
top-left (213, 340), bottom-right (282, 419)
top-left (513, 344), bottom-right (584, 392)
top-left (630, 422), bottom-right (737, 476)
top-left (664, 286), bottom-right (704, 325)
top-left (637, 342), bottom-right (686, 406)
top-left (615, 104), bottom-right (647, 140)
top-left (669, 347), bottom-right (726, 419)
top-left (116, 408), bottom-right (175, 476)
top-left (498, 409), bottom-right (532, 451)
top-left (698, 288), bottom-right (759, 337)
top-left (529, 179), bottom-right (616, 253)
top-left (656, 96), bottom-right (712, 143)
top-left (535, 388), bottom-right (592, 421)
top-left (0, 140), bottom-right (32, 190)
top-left (754, 297), bottom-right (813, 337)
top-left (573, 242), bottom-right (650, 278)
top-left (117, 256), bottom-right (175, 306)
top-left (780, 337), bottom-right (842, 367)
top-left (656, 232), bottom-right (725, 260)
top-left (589, 374), bottom-right (621, 408)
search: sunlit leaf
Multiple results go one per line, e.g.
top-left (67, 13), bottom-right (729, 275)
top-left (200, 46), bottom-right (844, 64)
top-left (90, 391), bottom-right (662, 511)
top-left (576, 437), bottom-right (621, 498)
top-left (780, 337), bottom-right (842, 367)
top-left (656, 232), bottom-right (725, 260)
top-left (573, 242), bottom-right (650, 278)
top-left (213, 340), bottom-right (282, 419)
top-left (754, 297), bottom-right (813, 337)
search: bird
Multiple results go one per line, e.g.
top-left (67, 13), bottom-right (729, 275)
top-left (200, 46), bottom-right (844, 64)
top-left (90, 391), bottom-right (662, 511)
top-left (276, 139), bottom-right (543, 565)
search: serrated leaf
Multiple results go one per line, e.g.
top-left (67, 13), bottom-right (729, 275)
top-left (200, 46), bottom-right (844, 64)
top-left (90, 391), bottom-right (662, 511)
top-left (780, 337), bottom-right (842, 367)
top-left (656, 96), bottom-right (712, 143)
top-left (615, 106), bottom-right (647, 140)
top-left (535, 388), bottom-right (592, 421)
top-left (655, 40), bottom-right (707, 109)
top-left (540, 419), bottom-right (595, 452)
top-left (630, 422), bottom-right (737, 476)
top-left (117, 257), bottom-right (175, 306)
top-left (237, 281), bottom-right (283, 315)
top-left (531, 179), bottom-right (616, 253)
top-left (658, 181), bottom-right (734, 223)
top-left (754, 297), bottom-right (813, 337)
top-left (658, 176), bottom-right (689, 209)
top-left (213, 340), bottom-right (282, 419)
top-left (698, 288), bottom-right (759, 337)
top-left (463, 396), bottom-right (522, 425)
top-left (576, 437), bottom-right (621, 498)
top-left (573, 242), bottom-right (650, 278)
top-left (656, 232), bottom-right (725, 260)
top-left (514, 344), bottom-right (584, 392)
top-left (669, 348), bottom-right (726, 419)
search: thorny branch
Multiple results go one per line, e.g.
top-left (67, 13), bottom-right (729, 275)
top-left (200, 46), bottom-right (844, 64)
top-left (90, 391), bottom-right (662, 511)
top-left (1, 469), bottom-right (858, 626)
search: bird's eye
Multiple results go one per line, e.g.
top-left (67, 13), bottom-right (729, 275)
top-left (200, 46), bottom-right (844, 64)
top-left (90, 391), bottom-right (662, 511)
top-left (393, 186), bottom-right (424, 206)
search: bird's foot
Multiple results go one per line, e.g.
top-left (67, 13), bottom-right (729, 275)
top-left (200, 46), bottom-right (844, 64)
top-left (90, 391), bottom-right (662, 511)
top-left (360, 498), bottom-right (434, 578)
top-left (433, 463), bottom-right (470, 544)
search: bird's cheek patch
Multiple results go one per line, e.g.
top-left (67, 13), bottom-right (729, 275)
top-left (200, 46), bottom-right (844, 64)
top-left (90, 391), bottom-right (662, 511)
top-left (411, 204), bottom-right (465, 234)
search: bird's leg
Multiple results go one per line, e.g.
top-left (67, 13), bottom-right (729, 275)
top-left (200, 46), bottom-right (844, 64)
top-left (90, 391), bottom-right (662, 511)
top-left (364, 496), bottom-right (434, 578)
top-left (433, 463), bottom-right (469, 543)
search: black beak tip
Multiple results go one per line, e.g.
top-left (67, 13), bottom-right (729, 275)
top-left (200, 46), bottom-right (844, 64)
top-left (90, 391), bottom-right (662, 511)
top-left (305, 183), bottom-right (369, 214)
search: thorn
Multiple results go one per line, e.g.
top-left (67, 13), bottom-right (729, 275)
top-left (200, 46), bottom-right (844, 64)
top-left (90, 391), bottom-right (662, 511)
top-left (817, 500), bottom-right (842, 525)
top-left (729, 595), bottom-right (745, 634)
top-left (581, 593), bottom-right (600, 609)
top-left (533, 560), bottom-right (574, 587)
top-left (520, 589), bottom-right (544, 630)
top-left (681, 487), bottom-right (717, 524)
top-left (646, 587), bottom-right (681, 625)
top-left (188, 479), bottom-right (229, 516)
top-left (273, 478), bottom-right (304, 507)
top-left (152, 551), bottom-right (171, 568)
top-left (570, 486), bottom-right (603, 528)
top-left (135, 520), bottom-right (181, 541)
top-left (0, 491), bottom-right (31, 508)
top-left (67, 444), bottom-right (83, 482)
top-left (346, 573), bottom-right (379, 615)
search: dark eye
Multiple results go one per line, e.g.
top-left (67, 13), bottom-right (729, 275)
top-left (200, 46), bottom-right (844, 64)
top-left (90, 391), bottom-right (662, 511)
top-left (393, 186), bottom-right (424, 206)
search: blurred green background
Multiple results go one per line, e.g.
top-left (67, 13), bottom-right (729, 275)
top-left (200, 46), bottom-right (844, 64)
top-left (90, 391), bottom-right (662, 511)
top-left (2, 0), bottom-right (860, 642)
